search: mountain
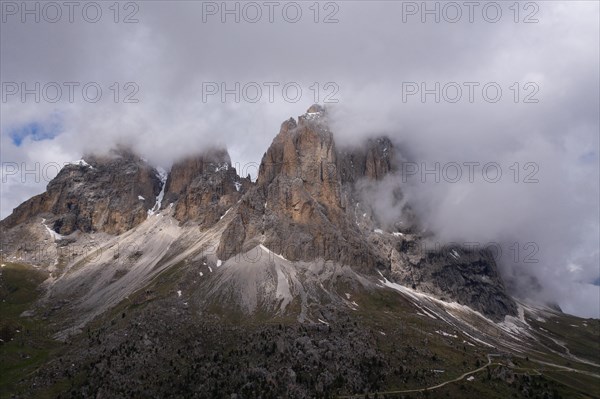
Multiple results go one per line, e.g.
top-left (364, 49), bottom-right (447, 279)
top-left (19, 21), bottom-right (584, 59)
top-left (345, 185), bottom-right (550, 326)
top-left (214, 105), bottom-right (515, 320)
top-left (162, 148), bottom-right (251, 226)
top-left (0, 106), bottom-right (598, 398)
top-left (2, 148), bottom-right (162, 235)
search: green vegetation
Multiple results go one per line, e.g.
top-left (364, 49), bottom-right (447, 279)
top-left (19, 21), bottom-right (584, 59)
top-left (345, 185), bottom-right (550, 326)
top-left (1, 260), bottom-right (598, 398)
top-left (0, 263), bottom-right (63, 397)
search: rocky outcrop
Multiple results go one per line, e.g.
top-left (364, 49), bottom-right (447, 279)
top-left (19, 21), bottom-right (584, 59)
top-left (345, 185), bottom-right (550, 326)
top-left (337, 137), bottom-right (395, 183)
top-left (163, 148), bottom-right (231, 204)
top-left (1, 148), bottom-right (161, 235)
top-left (216, 105), bottom-right (516, 320)
top-left (162, 148), bottom-right (251, 227)
top-left (218, 106), bottom-right (394, 271)
top-left (389, 238), bottom-right (518, 319)
top-left (0, 105), bottom-right (517, 321)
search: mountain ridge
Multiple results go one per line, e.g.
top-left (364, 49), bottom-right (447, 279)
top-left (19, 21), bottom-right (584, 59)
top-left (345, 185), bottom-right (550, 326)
top-left (1, 106), bottom-right (598, 399)
top-left (1, 105), bottom-right (516, 322)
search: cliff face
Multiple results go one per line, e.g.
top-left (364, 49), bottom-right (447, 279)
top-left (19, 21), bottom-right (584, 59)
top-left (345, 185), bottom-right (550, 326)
top-left (1, 149), bottom-right (161, 235)
top-left (217, 106), bottom-right (392, 271)
top-left (0, 105), bottom-right (517, 321)
top-left (163, 148), bottom-right (232, 204)
top-left (162, 148), bottom-right (251, 227)
top-left (215, 105), bottom-right (516, 320)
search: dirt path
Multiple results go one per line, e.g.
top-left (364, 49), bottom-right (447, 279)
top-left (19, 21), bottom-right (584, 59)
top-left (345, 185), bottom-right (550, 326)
top-left (338, 353), bottom-right (600, 398)
top-left (338, 354), bottom-right (502, 398)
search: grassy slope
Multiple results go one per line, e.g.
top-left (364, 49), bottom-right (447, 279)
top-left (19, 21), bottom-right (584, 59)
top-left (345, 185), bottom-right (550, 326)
top-left (1, 259), bottom-right (599, 398)
top-left (0, 263), bottom-right (64, 398)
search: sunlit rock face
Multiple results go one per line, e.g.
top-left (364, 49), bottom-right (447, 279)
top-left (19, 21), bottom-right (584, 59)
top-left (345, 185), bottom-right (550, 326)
top-left (0, 105), bottom-right (517, 321)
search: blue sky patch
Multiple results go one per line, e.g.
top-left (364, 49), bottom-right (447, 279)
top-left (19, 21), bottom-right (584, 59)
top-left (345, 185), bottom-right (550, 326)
top-left (9, 115), bottom-right (63, 147)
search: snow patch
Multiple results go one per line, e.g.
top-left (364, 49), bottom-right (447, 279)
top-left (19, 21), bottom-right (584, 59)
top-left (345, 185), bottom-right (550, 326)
top-left (216, 259), bottom-right (222, 267)
top-left (138, 195), bottom-right (145, 201)
top-left (41, 218), bottom-right (65, 241)
top-left (220, 209), bottom-right (231, 220)
top-left (305, 111), bottom-right (323, 121)
top-left (497, 306), bottom-right (533, 340)
top-left (421, 308), bottom-right (438, 320)
top-left (234, 181), bottom-right (242, 191)
top-left (461, 331), bottom-right (495, 348)
top-left (436, 330), bottom-right (458, 339)
top-left (215, 162), bottom-right (229, 172)
top-left (68, 159), bottom-right (93, 169)
top-left (148, 167), bottom-right (168, 217)
top-left (177, 290), bottom-right (182, 297)
top-left (378, 275), bottom-right (438, 320)
top-left (260, 244), bottom-right (288, 261)
top-left (275, 267), bottom-right (292, 311)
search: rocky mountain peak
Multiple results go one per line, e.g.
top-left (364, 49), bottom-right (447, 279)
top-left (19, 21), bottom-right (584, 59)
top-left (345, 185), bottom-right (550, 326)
top-left (82, 145), bottom-right (142, 166)
top-left (163, 147), bottom-right (250, 226)
top-left (215, 107), bottom-right (516, 320)
top-left (162, 147), bottom-right (231, 204)
top-left (1, 148), bottom-right (161, 235)
top-left (337, 137), bottom-right (395, 183)
top-left (0, 106), bottom-right (518, 322)
top-left (257, 106), bottom-right (337, 196)
top-left (307, 103), bottom-right (325, 114)
top-left (219, 108), bottom-right (394, 270)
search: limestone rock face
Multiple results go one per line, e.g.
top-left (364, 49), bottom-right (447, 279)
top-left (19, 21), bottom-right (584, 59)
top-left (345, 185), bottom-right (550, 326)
top-left (0, 105), bottom-right (518, 321)
top-left (337, 137), bottom-right (395, 183)
top-left (163, 148), bottom-right (231, 204)
top-left (218, 107), bottom-right (392, 271)
top-left (163, 148), bottom-right (251, 227)
top-left (216, 105), bottom-right (517, 320)
top-left (1, 149), bottom-right (161, 235)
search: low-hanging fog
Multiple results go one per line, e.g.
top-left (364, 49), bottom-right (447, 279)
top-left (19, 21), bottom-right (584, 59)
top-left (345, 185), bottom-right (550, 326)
top-left (1, 1), bottom-right (598, 317)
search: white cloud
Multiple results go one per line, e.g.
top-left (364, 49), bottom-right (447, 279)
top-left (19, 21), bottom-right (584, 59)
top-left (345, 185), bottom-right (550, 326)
top-left (1, 1), bottom-right (598, 317)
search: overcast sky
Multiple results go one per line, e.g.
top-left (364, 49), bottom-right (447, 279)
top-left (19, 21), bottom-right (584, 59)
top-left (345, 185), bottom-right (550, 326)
top-left (1, 1), bottom-right (598, 317)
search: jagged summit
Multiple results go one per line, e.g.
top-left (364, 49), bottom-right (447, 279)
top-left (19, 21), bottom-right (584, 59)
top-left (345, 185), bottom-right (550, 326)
top-left (162, 147), bottom-right (232, 206)
top-left (1, 149), bottom-right (161, 235)
top-left (162, 147), bottom-right (251, 226)
top-left (0, 106), bottom-right (517, 322)
top-left (306, 103), bottom-right (325, 114)
top-left (218, 105), bottom-right (396, 272)
top-left (212, 108), bottom-right (516, 320)
top-left (274, 105), bottom-right (328, 136)
top-left (300, 103), bottom-right (327, 122)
